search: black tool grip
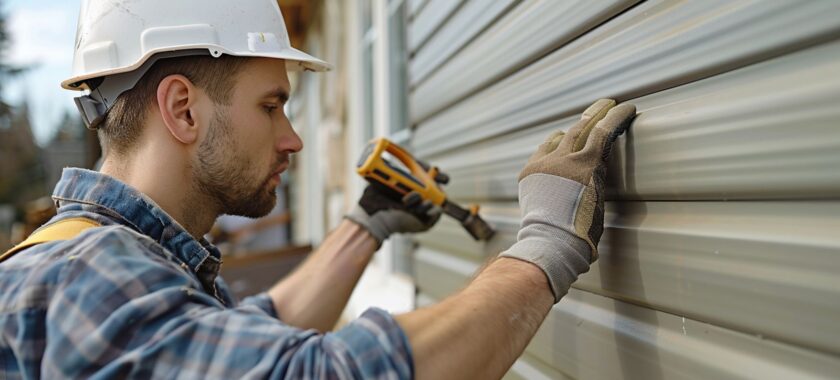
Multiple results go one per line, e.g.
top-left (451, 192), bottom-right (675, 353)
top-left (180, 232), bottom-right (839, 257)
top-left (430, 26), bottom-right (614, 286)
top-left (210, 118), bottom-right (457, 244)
top-left (442, 201), bottom-right (470, 222)
top-left (442, 201), bottom-right (495, 241)
top-left (434, 171), bottom-right (450, 185)
top-left (462, 214), bottom-right (495, 241)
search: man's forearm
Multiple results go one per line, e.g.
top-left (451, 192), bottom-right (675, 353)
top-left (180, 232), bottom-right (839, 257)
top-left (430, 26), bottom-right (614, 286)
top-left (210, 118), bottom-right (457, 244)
top-left (267, 220), bottom-right (378, 331)
top-left (395, 257), bottom-right (554, 380)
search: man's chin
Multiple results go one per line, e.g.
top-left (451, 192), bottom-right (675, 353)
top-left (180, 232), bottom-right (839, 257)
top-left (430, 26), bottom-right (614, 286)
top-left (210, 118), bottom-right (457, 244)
top-left (226, 192), bottom-right (277, 218)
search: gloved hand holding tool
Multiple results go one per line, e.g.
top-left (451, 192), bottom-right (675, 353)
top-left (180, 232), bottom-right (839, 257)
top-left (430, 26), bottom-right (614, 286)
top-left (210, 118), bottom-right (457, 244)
top-left (500, 99), bottom-right (636, 302)
top-left (347, 137), bottom-right (495, 244)
top-left (346, 185), bottom-right (443, 245)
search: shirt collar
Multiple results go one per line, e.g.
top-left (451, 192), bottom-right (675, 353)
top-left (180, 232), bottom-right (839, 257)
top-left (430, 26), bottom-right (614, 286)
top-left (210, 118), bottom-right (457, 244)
top-left (52, 168), bottom-right (222, 288)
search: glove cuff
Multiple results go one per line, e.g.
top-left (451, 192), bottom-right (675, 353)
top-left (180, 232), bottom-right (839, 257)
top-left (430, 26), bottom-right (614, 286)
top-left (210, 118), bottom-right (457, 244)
top-left (499, 237), bottom-right (590, 303)
top-left (345, 205), bottom-right (389, 244)
top-left (502, 174), bottom-right (593, 303)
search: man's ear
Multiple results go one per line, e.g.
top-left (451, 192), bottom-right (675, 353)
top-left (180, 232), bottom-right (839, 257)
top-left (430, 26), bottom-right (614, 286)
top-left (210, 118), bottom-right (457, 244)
top-left (156, 74), bottom-right (199, 145)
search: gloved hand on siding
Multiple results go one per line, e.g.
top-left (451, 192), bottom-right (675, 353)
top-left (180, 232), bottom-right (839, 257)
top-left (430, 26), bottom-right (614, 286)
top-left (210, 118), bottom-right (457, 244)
top-left (500, 99), bottom-right (636, 302)
top-left (346, 185), bottom-right (443, 245)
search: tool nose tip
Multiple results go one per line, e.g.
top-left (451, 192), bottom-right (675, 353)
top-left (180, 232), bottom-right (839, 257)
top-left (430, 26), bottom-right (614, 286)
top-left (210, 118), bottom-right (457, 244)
top-left (435, 172), bottom-right (450, 185)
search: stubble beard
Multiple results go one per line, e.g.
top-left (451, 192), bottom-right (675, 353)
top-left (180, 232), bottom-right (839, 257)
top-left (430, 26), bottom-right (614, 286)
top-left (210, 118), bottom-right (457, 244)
top-left (193, 108), bottom-right (277, 218)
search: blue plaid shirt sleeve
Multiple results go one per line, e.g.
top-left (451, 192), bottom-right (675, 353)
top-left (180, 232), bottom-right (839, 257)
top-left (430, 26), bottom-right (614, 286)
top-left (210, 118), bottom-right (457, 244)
top-left (39, 228), bottom-right (413, 379)
top-left (240, 292), bottom-right (282, 319)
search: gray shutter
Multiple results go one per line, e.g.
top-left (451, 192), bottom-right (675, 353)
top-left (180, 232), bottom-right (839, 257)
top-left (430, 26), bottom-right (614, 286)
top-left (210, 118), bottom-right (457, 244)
top-left (407, 0), bottom-right (840, 378)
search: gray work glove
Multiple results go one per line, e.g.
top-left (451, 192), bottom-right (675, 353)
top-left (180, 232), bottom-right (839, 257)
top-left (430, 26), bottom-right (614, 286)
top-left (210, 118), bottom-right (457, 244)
top-left (346, 185), bottom-right (443, 245)
top-left (500, 99), bottom-right (636, 302)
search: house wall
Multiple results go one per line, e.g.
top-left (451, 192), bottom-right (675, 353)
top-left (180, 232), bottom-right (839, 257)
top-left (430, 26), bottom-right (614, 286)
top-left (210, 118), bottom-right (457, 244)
top-left (292, 0), bottom-right (840, 377)
top-left (407, 0), bottom-right (840, 378)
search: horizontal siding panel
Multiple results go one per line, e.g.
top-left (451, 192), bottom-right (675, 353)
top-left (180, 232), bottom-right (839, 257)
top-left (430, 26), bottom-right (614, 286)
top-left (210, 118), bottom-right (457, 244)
top-left (427, 39), bottom-right (840, 201)
top-left (506, 353), bottom-right (573, 380)
top-left (407, 0), bottom-right (429, 19)
top-left (415, 247), bottom-right (475, 299)
top-left (416, 206), bottom-right (520, 262)
top-left (532, 288), bottom-right (840, 380)
top-left (409, 0), bottom-right (519, 86)
top-left (415, 247), bottom-right (840, 379)
top-left (410, 0), bottom-right (633, 122)
top-left (417, 200), bottom-right (840, 355)
top-left (407, 0), bottom-right (463, 53)
top-left (412, 0), bottom-right (840, 158)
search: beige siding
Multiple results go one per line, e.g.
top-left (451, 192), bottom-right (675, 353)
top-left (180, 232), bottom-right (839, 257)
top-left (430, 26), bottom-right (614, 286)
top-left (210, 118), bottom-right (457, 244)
top-left (416, 246), bottom-right (840, 379)
top-left (407, 0), bottom-right (840, 377)
top-left (430, 39), bottom-right (840, 202)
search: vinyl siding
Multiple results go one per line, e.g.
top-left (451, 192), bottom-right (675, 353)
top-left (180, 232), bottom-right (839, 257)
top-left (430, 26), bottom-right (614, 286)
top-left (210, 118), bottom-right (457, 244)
top-left (407, 0), bottom-right (840, 378)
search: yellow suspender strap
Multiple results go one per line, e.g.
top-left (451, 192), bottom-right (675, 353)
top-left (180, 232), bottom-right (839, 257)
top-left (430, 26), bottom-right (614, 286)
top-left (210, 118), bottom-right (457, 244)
top-left (0, 217), bottom-right (101, 264)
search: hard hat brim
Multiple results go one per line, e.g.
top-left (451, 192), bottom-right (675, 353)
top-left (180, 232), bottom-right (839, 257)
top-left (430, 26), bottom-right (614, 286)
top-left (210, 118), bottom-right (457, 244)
top-left (61, 46), bottom-right (332, 91)
top-left (274, 46), bottom-right (333, 73)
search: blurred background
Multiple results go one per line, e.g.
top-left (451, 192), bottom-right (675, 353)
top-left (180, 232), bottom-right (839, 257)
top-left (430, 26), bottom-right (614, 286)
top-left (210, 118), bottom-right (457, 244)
top-left (0, 0), bottom-right (100, 249)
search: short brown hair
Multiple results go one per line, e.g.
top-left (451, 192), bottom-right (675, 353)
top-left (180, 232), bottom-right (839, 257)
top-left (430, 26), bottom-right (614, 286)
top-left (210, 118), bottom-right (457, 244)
top-left (99, 55), bottom-right (249, 156)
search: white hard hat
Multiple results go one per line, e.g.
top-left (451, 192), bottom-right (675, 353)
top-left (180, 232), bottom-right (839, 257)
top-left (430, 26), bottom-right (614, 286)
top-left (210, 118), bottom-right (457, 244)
top-left (64, 0), bottom-right (331, 129)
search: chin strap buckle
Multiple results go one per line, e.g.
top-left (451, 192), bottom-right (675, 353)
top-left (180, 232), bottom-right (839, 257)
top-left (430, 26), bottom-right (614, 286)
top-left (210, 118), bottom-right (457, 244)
top-left (74, 95), bottom-right (106, 130)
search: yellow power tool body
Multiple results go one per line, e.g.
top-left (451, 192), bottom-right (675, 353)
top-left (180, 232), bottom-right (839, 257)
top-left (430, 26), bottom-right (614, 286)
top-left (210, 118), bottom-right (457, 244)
top-left (356, 137), bottom-right (495, 241)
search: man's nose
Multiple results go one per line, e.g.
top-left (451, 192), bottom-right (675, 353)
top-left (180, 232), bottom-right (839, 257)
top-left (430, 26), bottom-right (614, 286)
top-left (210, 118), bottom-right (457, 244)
top-left (277, 121), bottom-right (303, 153)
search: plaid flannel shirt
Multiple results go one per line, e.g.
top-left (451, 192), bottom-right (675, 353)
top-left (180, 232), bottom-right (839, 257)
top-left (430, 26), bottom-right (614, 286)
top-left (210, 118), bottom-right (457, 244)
top-left (0, 168), bottom-right (413, 379)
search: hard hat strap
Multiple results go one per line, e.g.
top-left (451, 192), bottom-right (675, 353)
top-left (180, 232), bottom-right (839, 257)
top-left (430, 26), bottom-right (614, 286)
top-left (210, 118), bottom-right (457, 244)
top-left (74, 49), bottom-right (211, 130)
top-left (74, 95), bottom-right (106, 130)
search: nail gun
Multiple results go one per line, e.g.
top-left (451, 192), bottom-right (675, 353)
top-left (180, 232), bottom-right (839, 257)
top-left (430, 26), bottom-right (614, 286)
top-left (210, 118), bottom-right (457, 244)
top-left (356, 137), bottom-right (495, 241)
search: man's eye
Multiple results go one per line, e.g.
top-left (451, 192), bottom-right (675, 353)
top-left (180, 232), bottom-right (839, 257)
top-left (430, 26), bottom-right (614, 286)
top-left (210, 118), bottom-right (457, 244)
top-left (263, 105), bottom-right (279, 114)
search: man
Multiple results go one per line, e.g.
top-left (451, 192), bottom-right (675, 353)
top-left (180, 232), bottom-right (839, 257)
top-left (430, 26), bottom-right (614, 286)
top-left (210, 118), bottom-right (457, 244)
top-left (0, 0), bottom-right (635, 378)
